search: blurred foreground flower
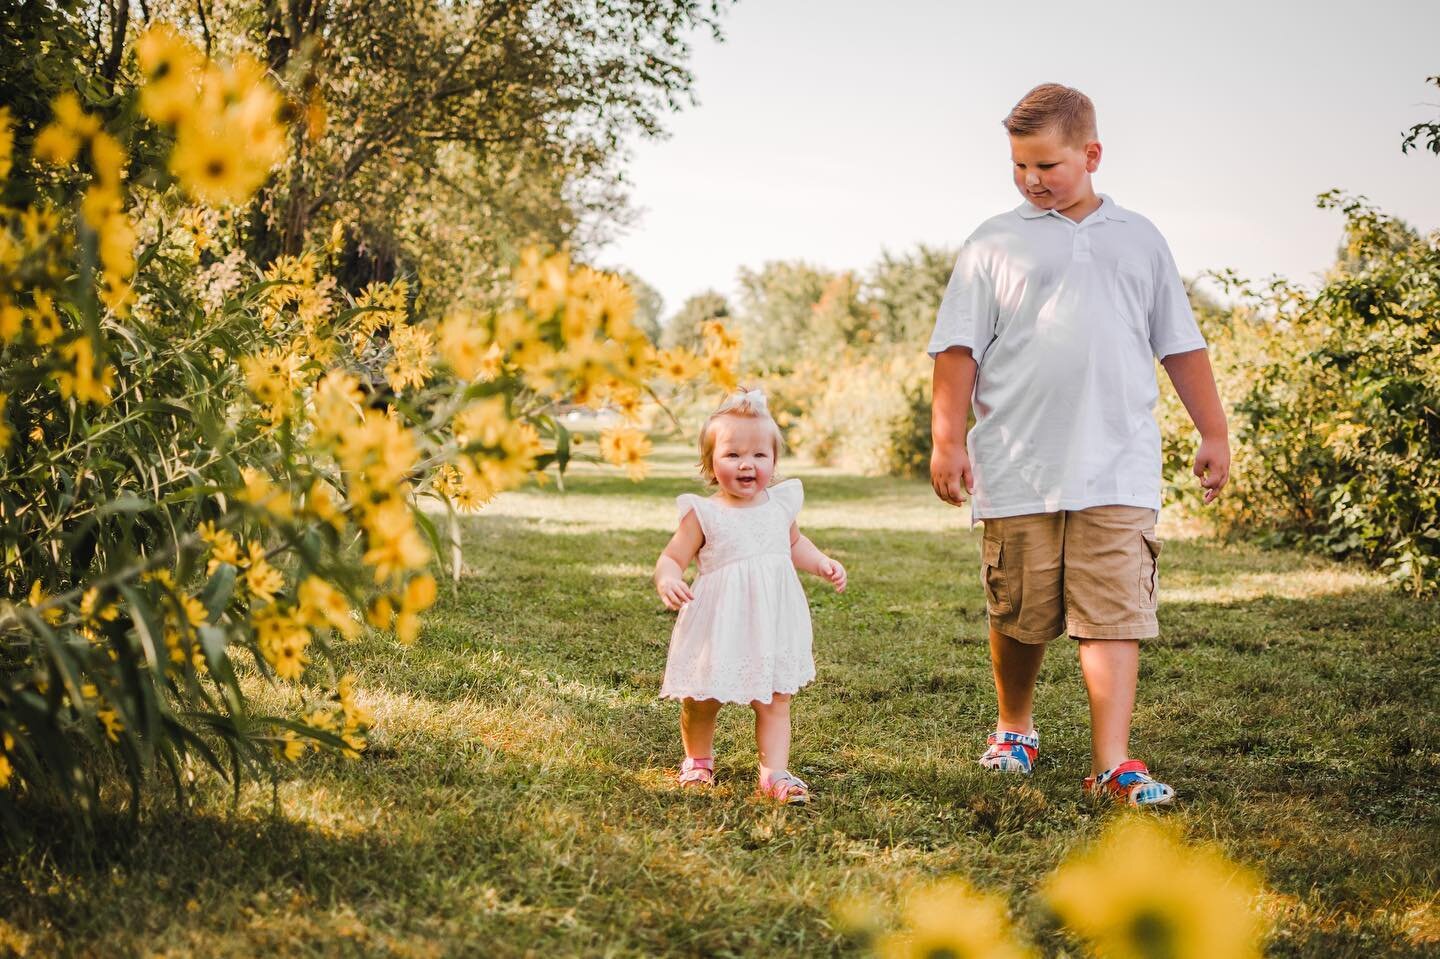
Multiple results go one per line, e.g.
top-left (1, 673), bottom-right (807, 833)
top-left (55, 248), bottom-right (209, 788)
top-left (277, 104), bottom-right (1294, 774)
top-left (1044, 817), bottom-right (1265, 959)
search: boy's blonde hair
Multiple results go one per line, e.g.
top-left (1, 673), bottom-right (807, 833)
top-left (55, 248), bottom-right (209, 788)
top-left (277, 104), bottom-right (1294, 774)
top-left (1002, 83), bottom-right (1097, 146)
top-left (697, 387), bottom-right (785, 487)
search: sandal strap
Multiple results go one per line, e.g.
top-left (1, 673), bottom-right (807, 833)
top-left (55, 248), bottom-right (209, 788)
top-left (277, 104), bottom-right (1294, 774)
top-left (1095, 759), bottom-right (1151, 788)
top-left (986, 729), bottom-right (1039, 749)
top-left (762, 771), bottom-right (809, 800)
top-left (680, 757), bottom-right (714, 773)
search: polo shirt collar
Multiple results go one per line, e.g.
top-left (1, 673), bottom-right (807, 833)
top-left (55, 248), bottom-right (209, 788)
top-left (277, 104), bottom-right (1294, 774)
top-left (1015, 193), bottom-right (1129, 222)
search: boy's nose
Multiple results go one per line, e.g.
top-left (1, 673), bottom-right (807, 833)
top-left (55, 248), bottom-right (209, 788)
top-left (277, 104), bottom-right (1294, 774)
top-left (1025, 172), bottom-right (1041, 187)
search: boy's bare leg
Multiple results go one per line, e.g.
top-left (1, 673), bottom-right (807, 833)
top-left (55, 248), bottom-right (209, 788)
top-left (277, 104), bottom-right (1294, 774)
top-left (752, 693), bottom-right (792, 781)
top-left (1077, 639), bottom-right (1139, 774)
top-left (990, 627), bottom-right (1046, 732)
top-left (680, 697), bottom-right (722, 759)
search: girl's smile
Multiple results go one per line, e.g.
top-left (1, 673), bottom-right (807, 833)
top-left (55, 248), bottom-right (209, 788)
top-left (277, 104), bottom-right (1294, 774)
top-left (709, 416), bottom-right (777, 504)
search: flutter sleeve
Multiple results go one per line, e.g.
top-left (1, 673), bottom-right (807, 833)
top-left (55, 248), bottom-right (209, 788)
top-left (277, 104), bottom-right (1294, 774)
top-left (769, 478), bottom-right (804, 522)
top-left (675, 493), bottom-right (708, 537)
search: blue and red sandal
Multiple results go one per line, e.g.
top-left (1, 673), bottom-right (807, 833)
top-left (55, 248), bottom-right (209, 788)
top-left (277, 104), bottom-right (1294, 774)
top-left (1084, 759), bottom-right (1175, 807)
top-left (978, 729), bottom-right (1039, 774)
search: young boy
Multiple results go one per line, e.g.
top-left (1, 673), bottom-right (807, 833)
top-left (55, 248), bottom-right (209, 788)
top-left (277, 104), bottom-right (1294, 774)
top-left (928, 83), bottom-right (1230, 806)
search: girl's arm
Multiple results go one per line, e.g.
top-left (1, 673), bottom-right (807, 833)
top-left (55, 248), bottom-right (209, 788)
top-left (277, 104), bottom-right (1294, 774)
top-left (654, 510), bottom-right (704, 610)
top-left (789, 523), bottom-right (847, 593)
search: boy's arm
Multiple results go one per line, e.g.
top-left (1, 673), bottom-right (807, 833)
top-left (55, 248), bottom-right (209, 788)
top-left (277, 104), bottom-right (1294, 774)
top-left (930, 346), bottom-right (977, 506)
top-left (654, 510), bottom-right (704, 610)
top-left (790, 525), bottom-right (846, 592)
top-left (1160, 347), bottom-right (1230, 503)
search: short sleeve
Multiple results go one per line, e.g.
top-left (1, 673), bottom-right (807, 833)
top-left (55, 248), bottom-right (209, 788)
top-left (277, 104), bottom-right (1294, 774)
top-left (927, 240), bottom-right (999, 364)
top-left (769, 478), bottom-right (803, 522)
top-left (1147, 236), bottom-right (1208, 360)
top-left (675, 493), bottom-right (708, 537)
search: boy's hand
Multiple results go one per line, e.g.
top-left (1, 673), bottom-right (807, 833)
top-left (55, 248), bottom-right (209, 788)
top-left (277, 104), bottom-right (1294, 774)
top-left (1194, 435), bottom-right (1231, 504)
top-left (930, 443), bottom-right (975, 506)
top-left (818, 557), bottom-right (847, 593)
top-left (656, 575), bottom-right (694, 611)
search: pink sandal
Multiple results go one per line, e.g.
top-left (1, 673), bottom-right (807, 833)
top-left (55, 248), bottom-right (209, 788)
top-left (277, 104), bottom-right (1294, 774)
top-left (758, 770), bottom-right (810, 805)
top-left (678, 756), bottom-right (715, 788)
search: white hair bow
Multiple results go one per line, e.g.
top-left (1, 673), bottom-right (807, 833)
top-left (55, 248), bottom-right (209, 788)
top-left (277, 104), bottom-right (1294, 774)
top-left (739, 387), bottom-right (768, 411)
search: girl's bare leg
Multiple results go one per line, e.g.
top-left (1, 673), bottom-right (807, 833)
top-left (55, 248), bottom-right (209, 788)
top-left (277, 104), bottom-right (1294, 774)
top-left (752, 693), bottom-right (792, 782)
top-left (680, 697), bottom-right (722, 758)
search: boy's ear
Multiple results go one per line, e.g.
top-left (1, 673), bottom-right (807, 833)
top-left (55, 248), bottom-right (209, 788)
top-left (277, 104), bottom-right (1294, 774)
top-left (1084, 140), bottom-right (1103, 173)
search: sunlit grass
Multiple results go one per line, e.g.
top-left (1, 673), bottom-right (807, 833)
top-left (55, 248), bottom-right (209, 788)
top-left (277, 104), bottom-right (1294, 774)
top-left (2, 450), bottom-right (1436, 956)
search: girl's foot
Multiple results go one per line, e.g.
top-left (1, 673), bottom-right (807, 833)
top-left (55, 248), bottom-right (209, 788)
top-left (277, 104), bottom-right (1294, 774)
top-left (1083, 759), bottom-right (1175, 807)
top-left (758, 770), bottom-right (810, 805)
top-left (677, 756), bottom-right (715, 788)
top-left (978, 728), bottom-right (1039, 774)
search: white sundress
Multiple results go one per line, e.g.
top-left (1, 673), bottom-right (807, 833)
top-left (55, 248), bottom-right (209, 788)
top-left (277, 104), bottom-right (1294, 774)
top-left (659, 478), bottom-right (816, 705)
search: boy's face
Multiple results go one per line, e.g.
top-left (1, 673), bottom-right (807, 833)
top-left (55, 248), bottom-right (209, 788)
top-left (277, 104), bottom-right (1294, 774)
top-left (1009, 126), bottom-right (1102, 215)
top-left (710, 416), bottom-right (776, 502)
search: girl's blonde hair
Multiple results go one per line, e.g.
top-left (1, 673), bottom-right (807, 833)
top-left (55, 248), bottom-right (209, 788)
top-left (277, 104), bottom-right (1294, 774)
top-left (697, 386), bottom-right (785, 487)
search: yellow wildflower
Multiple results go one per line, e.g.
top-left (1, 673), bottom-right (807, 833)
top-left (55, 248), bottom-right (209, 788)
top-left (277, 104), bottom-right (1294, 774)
top-left (385, 323), bottom-right (434, 393)
top-left (366, 595), bottom-right (395, 630)
top-left (361, 498), bottom-right (430, 584)
top-left (454, 397), bottom-right (510, 449)
top-left (297, 575), bottom-right (360, 640)
top-left (656, 347), bottom-right (705, 383)
top-left (240, 346), bottom-right (302, 423)
top-left (169, 54), bottom-right (286, 205)
top-left (53, 337), bottom-right (117, 405)
top-left (304, 478), bottom-right (346, 531)
top-left (243, 542), bottom-right (285, 604)
top-left (0, 106), bottom-right (12, 182)
top-left (28, 580), bottom-right (64, 626)
top-left (199, 522), bottom-right (243, 574)
top-left (251, 605), bottom-right (310, 681)
top-left (277, 730), bottom-right (306, 761)
top-left (1044, 817), bottom-right (1265, 959)
top-left (437, 309), bottom-right (495, 380)
top-left (353, 279), bottom-right (408, 342)
top-left (0, 303), bottom-right (22, 343)
top-left (237, 466), bottom-right (294, 519)
top-left (337, 409), bottom-right (419, 490)
top-left (97, 708), bottom-right (124, 743)
top-left (309, 369), bottom-right (364, 443)
top-left (0, 393), bottom-right (10, 452)
top-left (135, 23), bottom-right (201, 126)
top-left (514, 247), bottom-right (569, 317)
top-left (29, 290), bottom-right (63, 345)
top-left (874, 878), bottom-right (1035, 959)
top-left (599, 427), bottom-right (653, 481)
top-left (395, 572), bottom-right (436, 644)
top-left (0, 732), bottom-right (14, 788)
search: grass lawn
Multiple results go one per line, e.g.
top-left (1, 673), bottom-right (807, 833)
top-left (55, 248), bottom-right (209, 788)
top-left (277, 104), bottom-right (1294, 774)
top-left (3, 445), bottom-right (1437, 957)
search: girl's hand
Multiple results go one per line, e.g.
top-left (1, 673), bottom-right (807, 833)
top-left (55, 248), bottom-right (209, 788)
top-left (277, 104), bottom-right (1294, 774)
top-left (656, 575), bottom-right (694, 611)
top-left (819, 557), bottom-right (847, 593)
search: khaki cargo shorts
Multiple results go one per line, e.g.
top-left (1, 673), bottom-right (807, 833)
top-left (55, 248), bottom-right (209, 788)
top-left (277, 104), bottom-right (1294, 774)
top-left (980, 505), bottom-right (1162, 643)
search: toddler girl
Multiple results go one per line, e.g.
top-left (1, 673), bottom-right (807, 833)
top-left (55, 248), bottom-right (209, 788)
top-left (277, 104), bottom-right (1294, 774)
top-left (653, 387), bottom-right (846, 803)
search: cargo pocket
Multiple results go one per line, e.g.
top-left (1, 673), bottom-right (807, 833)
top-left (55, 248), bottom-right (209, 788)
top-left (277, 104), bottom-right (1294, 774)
top-left (1139, 530), bottom-right (1163, 610)
top-left (982, 537), bottom-right (1012, 615)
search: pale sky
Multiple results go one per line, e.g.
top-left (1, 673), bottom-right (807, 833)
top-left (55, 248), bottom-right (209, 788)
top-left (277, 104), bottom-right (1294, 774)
top-left (601, 0), bottom-right (1440, 317)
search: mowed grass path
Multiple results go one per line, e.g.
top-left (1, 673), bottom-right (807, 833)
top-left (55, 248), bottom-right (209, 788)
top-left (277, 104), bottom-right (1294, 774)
top-left (4, 446), bottom-right (1438, 957)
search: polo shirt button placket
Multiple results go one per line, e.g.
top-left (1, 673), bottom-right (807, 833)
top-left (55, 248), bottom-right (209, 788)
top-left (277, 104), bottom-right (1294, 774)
top-left (1073, 228), bottom-right (1093, 263)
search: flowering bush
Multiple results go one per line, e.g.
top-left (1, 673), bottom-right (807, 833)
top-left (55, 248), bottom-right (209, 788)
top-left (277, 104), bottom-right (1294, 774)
top-left (0, 26), bottom-right (732, 822)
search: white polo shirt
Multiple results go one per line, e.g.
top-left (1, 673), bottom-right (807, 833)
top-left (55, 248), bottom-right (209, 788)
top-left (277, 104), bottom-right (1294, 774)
top-left (927, 195), bottom-right (1206, 521)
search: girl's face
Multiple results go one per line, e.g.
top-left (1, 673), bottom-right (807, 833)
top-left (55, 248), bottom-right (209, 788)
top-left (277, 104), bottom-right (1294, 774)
top-left (709, 415), bottom-right (777, 503)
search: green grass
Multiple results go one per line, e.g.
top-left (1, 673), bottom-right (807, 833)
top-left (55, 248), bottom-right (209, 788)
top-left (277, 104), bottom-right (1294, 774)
top-left (3, 447), bottom-right (1438, 957)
